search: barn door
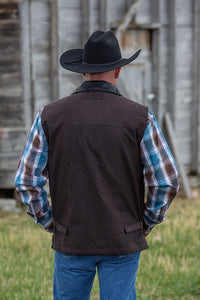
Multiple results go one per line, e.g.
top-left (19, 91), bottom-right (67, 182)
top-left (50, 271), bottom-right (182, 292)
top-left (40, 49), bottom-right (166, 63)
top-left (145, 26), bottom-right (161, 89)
top-left (117, 29), bottom-right (155, 112)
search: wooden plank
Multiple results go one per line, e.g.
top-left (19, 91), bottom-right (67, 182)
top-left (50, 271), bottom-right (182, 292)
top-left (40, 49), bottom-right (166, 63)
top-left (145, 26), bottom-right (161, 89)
top-left (0, 19), bottom-right (19, 26)
top-left (0, 54), bottom-right (20, 63)
top-left (150, 0), bottom-right (160, 118)
top-left (151, 0), bottom-right (159, 23)
top-left (59, 0), bottom-right (80, 8)
top-left (100, 0), bottom-right (108, 30)
top-left (0, 96), bottom-right (21, 103)
top-left (0, 72), bottom-right (20, 83)
top-left (115, 0), bottom-right (138, 41)
top-left (0, 2), bottom-right (18, 20)
top-left (19, 0), bottom-right (32, 129)
top-left (164, 112), bottom-right (192, 199)
top-left (191, 0), bottom-right (200, 174)
top-left (132, 0), bottom-right (151, 25)
top-left (167, 0), bottom-right (176, 125)
top-left (120, 29), bottom-right (151, 50)
top-left (0, 36), bottom-right (18, 47)
top-left (0, 153), bottom-right (22, 170)
top-left (0, 85), bottom-right (22, 97)
top-left (0, 0), bottom-right (19, 4)
top-left (0, 102), bottom-right (24, 127)
top-left (0, 127), bottom-right (27, 152)
top-left (0, 40), bottom-right (20, 54)
top-left (50, 0), bottom-right (59, 101)
top-left (29, 0), bottom-right (51, 116)
top-left (82, 0), bottom-right (90, 45)
top-left (108, 0), bottom-right (127, 28)
top-left (125, 23), bottom-right (160, 30)
top-left (176, 0), bottom-right (193, 26)
top-left (0, 59), bottom-right (20, 73)
top-left (0, 169), bottom-right (17, 189)
top-left (0, 0), bottom-right (23, 154)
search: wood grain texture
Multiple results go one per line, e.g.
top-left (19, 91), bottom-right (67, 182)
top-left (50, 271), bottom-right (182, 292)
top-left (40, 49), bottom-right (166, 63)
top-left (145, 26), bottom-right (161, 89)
top-left (0, 0), bottom-right (199, 189)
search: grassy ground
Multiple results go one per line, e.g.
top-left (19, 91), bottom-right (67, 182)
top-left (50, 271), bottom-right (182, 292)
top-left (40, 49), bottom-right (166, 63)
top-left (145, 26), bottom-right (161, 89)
top-left (0, 193), bottom-right (200, 300)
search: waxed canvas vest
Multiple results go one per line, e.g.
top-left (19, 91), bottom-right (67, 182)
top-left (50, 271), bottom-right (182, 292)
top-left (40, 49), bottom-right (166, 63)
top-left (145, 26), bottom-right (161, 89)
top-left (42, 85), bottom-right (149, 255)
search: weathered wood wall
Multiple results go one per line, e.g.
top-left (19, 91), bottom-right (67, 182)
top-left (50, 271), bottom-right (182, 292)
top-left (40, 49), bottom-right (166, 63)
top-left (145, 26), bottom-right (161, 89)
top-left (0, 0), bottom-right (200, 188)
top-left (0, 0), bottom-right (26, 187)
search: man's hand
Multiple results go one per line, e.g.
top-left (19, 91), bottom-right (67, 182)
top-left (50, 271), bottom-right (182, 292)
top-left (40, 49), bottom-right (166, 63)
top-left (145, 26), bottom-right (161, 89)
top-left (143, 230), bottom-right (150, 237)
top-left (143, 221), bottom-right (154, 237)
top-left (45, 222), bottom-right (54, 233)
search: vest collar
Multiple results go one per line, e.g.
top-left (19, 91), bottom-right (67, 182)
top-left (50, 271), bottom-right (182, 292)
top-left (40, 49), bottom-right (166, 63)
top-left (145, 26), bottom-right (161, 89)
top-left (73, 80), bottom-right (121, 96)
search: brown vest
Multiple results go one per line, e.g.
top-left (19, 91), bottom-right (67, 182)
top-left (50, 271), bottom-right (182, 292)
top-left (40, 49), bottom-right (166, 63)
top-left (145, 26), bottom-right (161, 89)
top-left (42, 89), bottom-right (148, 255)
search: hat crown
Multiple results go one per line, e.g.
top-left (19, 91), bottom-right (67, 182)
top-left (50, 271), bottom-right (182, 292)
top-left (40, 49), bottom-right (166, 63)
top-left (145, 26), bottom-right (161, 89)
top-left (83, 31), bottom-right (122, 65)
top-left (60, 30), bottom-right (141, 73)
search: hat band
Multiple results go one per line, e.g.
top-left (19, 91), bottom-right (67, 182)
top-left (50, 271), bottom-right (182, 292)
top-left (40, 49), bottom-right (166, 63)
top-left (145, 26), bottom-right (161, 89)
top-left (82, 57), bottom-right (123, 67)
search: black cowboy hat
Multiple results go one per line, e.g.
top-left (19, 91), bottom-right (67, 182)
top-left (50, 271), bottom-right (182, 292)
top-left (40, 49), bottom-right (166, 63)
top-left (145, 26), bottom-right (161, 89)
top-left (60, 30), bottom-right (141, 74)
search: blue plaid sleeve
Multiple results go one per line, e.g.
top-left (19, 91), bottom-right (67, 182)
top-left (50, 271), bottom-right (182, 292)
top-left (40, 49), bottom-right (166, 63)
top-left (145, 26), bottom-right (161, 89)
top-left (140, 111), bottom-right (179, 234)
top-left (15, 109), bottom-right (53, 232)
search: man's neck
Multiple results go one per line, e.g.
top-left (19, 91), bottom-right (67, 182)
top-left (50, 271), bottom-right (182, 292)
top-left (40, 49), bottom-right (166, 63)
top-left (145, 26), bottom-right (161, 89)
top-left (86, 78), bottom-right (117, 86)
top-left (83, 67), bottom-right (121, 86)
top-left (84, 73), bottom-right (117, 86)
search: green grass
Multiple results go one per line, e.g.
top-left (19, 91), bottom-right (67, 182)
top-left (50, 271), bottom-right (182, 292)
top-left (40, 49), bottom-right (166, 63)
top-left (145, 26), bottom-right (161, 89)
top-left (0, 193), bottom-right (200, 300)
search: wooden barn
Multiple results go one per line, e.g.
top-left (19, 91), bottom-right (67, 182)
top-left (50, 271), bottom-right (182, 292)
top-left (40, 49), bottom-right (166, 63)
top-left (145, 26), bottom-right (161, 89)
top-left (0, 0), bottom-right (200, 192)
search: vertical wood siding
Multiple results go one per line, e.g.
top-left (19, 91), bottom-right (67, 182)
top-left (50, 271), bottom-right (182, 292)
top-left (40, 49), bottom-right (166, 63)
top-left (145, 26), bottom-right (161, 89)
top-left (0, 0), bottom-right (26, 187)
top-left (0, 0), bottom-right (199, 188)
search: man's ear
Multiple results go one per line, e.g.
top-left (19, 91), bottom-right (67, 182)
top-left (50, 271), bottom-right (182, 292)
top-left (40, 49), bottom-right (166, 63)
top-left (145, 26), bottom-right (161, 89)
top-left (114, 67), bottom-right (121, 79)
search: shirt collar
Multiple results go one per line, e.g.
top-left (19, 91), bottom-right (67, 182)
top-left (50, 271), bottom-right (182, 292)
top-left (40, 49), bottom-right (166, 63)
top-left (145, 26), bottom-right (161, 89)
top-left (73, 80), bottom-right (121, 96)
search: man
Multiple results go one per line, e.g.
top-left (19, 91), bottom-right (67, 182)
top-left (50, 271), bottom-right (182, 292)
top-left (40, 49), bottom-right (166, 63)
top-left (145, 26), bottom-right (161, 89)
top-left (15, 31), bottom-right (179, 300)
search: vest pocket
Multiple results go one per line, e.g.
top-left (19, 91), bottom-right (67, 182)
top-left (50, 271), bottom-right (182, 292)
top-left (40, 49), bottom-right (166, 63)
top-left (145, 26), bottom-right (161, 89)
top-left (124, 222), bottom-right (141, 234)
top-left (55, 221), bottom-right (68, 235)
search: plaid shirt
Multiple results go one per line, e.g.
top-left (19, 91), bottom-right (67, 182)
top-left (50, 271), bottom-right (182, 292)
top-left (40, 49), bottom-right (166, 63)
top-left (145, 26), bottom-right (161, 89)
top-left (15, 109), bottom-right (179, 234)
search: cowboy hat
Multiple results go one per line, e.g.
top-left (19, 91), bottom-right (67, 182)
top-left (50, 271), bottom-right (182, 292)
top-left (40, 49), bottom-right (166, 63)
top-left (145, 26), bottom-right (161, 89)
top-left (60, 30), bottom-right (141, 74)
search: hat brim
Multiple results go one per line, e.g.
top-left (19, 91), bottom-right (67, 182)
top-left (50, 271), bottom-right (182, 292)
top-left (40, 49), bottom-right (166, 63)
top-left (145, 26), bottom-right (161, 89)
top-left (60, 49), bottom-right (141, 74)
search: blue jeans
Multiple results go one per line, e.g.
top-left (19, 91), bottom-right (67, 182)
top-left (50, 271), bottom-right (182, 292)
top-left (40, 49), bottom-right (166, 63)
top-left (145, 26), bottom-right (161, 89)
top-left (53, 250), bottom-right (141, 300)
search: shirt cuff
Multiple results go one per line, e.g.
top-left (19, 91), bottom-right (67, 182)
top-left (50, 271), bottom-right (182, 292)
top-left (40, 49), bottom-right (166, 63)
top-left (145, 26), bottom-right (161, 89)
top-left (143, 220), bottom-right (155, 235)
top-left (45, 220), bottom-right (54, 233)
top-left (29, 207), bottom-right (53, 232)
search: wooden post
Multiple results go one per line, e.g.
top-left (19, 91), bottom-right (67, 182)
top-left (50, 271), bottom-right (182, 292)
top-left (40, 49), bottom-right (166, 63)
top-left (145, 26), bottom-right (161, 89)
top-left (19, 0), bottom-right (32, 128)
top-left (191, 0), bottom-right (200, 174)
top-left (150, 0), bottom-right (160, 118)
top-left (82, 0), bottom-right (90, 46)
top-left (100, 0), bottom-right (108, 31)
top-left (51, 0), bottom-right (59, 101)
top-left (115, 0), bottom-right (138, 95)
top-left (167, 0), bottom-right (176, 125)
top-left (164, 113), bottom-right (192, 199)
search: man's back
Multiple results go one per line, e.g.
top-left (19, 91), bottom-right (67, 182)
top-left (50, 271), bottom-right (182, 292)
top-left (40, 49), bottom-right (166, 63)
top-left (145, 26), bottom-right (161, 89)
top-left (42, 86), bottom-right (148, 255)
